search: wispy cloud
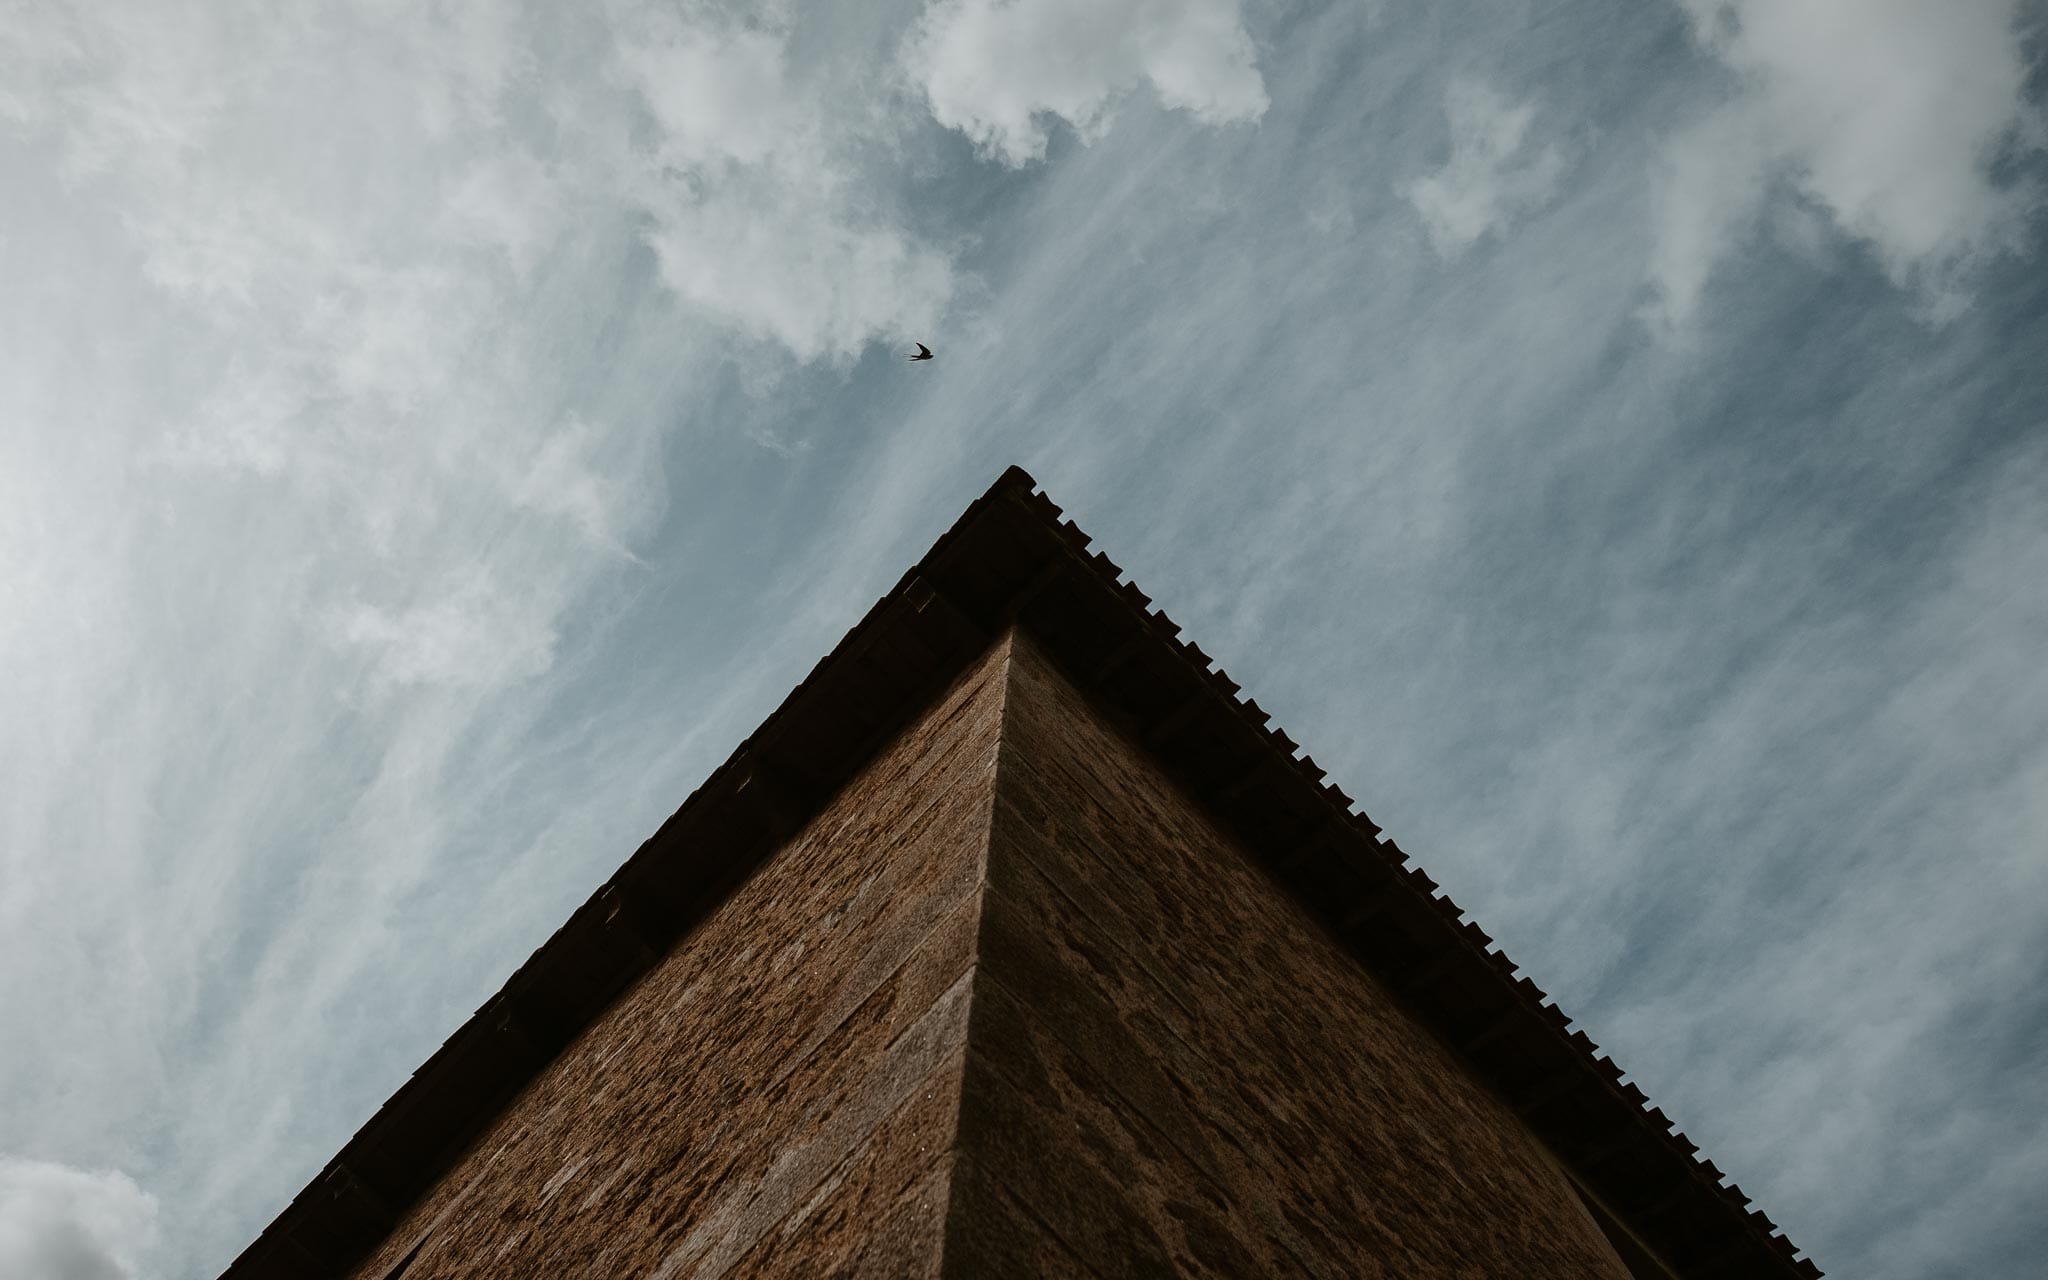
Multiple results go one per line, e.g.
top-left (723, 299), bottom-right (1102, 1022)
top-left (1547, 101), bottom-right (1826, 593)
top-left (0, 1158), bottom-right (157, 1280)
top-left (1402, 79), bottom-right (1566, 256)
top-left (903, 0), bottom-right (1269, 166)
top-left (1649, 0), bottom-right (2045, 327)
top-left (616, 3), bottom-right (956, 361)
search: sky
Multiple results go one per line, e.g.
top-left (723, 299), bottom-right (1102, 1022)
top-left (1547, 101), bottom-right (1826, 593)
top-left (0, 0), bottom-right (2044, 1276)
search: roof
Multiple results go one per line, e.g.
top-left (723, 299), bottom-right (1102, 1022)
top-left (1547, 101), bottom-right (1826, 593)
top-left (221, 465), bottom-right (1821, 1280)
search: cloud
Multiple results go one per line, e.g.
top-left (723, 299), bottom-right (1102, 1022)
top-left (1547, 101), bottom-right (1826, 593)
top-left (614, 4), bottom-right (955, 363)
top-left (638, 167), bottom-right (955, 364)
top-left (438, 150), bottom-right (566, 279)
top-left (0, 5), bottom-right (687, 1271)
top-left (617, 21), bottom-right (796, 169)
top-left (903, 0), bottom-right (1269, 167)
top-left (0, 1157), bottom-right (158, 1280)
top-left (334, 571), bottom-right (561, 694)
top-left (1585, 441), bottom-right (2048, 1277)
top-left (1402, 79), bottom-right (1565, 256)
top-left (1649, 0), bottom-right (2045, 327)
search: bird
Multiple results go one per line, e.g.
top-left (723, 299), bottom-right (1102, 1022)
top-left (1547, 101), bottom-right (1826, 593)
top-left (908, 342), bottom-right (934, 361)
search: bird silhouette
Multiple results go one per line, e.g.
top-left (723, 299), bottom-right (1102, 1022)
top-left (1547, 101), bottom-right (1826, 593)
top-left (908, 342), bottom-right (934, 361)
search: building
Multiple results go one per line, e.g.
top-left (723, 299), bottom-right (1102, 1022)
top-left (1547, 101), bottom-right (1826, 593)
top-left (220, 467), bottom-right (1820, 1278)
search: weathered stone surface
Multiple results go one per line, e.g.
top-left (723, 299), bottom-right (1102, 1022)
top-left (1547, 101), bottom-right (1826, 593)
top-left (343, 640), bottom-right (1013, 1280)
top-left (722, 1056), bottom-right (964, 1279)
top-left (957, 974), bottom-right (1278, 1278)
top-left (979, 631), bottom-right (1633, 1279)
top-left (339, 630), bottom-right (1631, 1280)
top-left (941, 1153), bottom-right (1099, 1280)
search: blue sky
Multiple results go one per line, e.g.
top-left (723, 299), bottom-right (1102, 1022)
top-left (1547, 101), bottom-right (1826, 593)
top-left (1, 1), bottom-right (2044, 1276)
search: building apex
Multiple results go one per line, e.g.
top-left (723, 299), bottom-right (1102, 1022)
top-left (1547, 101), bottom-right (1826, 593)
top-left (221, 465), bottom-right (1819, 1280)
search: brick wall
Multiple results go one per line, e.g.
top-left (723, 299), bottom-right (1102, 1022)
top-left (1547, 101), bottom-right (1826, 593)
top-left (338, 629), bottom-right (1631, 1279)
top-left (967, 631), bottom-right (1634, 1278)
top-left (343, 639), bottom-right (1015, 1280)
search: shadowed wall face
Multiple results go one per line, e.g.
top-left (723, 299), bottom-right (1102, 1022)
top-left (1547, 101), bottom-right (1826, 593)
top-left (341, 640), bottom-right (1015, 1280)
top-left (965, 631), bottom-right (1634, 1278)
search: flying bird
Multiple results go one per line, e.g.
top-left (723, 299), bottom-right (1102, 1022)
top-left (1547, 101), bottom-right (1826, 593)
top-left (908, 342), bottom-right (934, 361)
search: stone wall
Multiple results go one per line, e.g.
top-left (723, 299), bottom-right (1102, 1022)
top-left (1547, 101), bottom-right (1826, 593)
top-left (967, 631), bottom-right (1633, 1278)
top-left (340, 629), bottom-right (1631, 1279)
top-left (343, 638), bottom-right (1015, 1280)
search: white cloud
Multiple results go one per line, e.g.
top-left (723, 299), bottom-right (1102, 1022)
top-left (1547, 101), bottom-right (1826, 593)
top-left (618, 22), bottom-right (797, 169)
top-left (0, 5), bottom-right (692, 1271)
top-left (0, 1157), bottom-right (157, 1280)
top-left (335, 571), bottom-right (560, 694)
top-left (1402, 80), bottom-right (1565, 256)
top-left (613, 3), bottom-right (956, 362)
top-left (503, 416), bottom-right (655, 557)
top-left (1650, 0), bottom-right (2044, 327)
top-left (439, 150), bottom-right (566, 279)
top-left (643, 180), bottom-right (954, 366)
top-left (903, 0), bottom-right (1269, 167)
top-left (1646, 102), bottom-right (1772, 329)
